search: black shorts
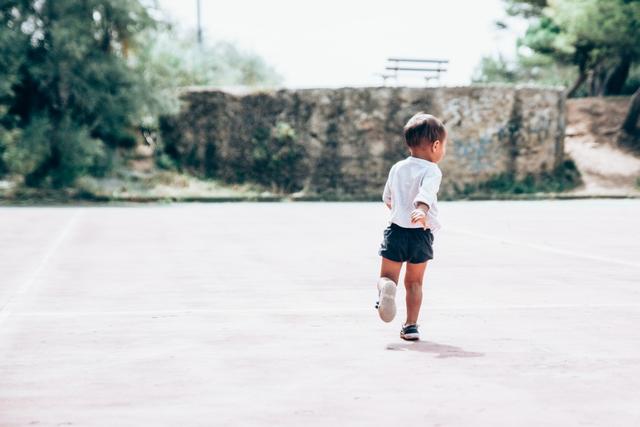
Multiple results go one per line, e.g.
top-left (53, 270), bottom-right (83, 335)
top-left (378, 223), bottom-right (434, 264)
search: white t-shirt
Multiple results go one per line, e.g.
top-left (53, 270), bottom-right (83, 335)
top-left (382, 156), bottom-right (442, 231)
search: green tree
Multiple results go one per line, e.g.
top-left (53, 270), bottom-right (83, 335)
top-left (0, 1), bottom-right (27, 177)
top-left (0, 0), bottom-right (157, 187)
top-left (135, 29), bottom-right (282, 93)
top-left (503, 0), bottom-right (640, 97)
top-left (472, 52), bottom-right (577, 88)
top-left (504, 0), bottom-right (548, 17)
top-left (506, 0), bottom-right (640, 144)
top-left (0, 1), bottom-right (283, 187)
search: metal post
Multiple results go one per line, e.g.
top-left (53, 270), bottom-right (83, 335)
top-left (196, 0), bottom-right (203, 47)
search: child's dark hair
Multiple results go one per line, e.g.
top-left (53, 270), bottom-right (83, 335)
top-left (403, 113), bottom-right (446, 148)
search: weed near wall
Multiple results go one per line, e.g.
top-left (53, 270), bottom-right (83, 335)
top-left (458, 158), bottom-right (581, 198)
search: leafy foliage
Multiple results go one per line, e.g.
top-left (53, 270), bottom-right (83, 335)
top-left (472, 53), bottom-right (577, 88)
top-left (133, 30), bottom-right (282, 122)
top-left (249, 122), bottom-right (306, 193)
top-left (504, 0), bottom-right (548, 18)
top-left (523, 0), bottom-right (640, 76)
top-left (0, 1), bottom-right (282, 188)
top-left (0, 0), bottom-right (157, 187)
top-left (477, 0), bottom-right (640, 97)
top-left (2, 115), bottom-right (51, 177)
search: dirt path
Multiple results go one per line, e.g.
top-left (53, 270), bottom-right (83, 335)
top-left (565, 97), bottom-right (640, 197)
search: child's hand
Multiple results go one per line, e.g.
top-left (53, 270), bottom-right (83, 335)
top-left (410, 209), bottom-right (429, 230)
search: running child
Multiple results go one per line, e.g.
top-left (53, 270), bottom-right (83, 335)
top-left (376, 112), bottom-right (447, 341)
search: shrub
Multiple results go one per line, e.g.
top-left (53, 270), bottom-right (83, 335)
top-left (461, 158), bottom-right (582, 197)
top-left (2, 116), bottom-right (51, 178)
top-left (249, 122), bottom-right (307, 193)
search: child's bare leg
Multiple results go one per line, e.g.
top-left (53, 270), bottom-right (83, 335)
top-left (377, 257), bottom-right (403, 322)
top-left (380, 257), bottom-right (402, 284)
top-left (404, 261), bottom-right (427, 325)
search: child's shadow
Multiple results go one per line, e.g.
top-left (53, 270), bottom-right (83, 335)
top-left (386, 341), bottom-right (484, 358)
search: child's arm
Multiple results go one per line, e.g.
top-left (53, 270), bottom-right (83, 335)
top-left (411, 168), bottom-right (442, 229)
top-left (410, 203), bottom-right (429, 229)
top-left (382, 167), bottom-right (394, 210)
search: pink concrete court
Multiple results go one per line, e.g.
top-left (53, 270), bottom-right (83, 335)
top-left (1, 200), bottom-right (639, 426)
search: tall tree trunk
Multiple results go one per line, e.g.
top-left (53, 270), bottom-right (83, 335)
top-left (622, 87), bottom-right (640, 134)
top-left (566, 70), bottom-right (587, 98)
top-left (604, 55), bottom-right (632, 95)
top-left (590, 65), bottom-right (608, 96)
top-left (618, 88), bottom-right (640, 150)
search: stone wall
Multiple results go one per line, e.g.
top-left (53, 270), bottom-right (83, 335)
top-left (160, 86), bottom-right (565, 198)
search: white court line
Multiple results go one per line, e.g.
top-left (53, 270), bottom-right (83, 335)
top-left (9, 303), bottom-right (640, 318)
top-left (0, 209), bottom-right (82, 326)
top-left (448, 227), bottom-right (640, 269)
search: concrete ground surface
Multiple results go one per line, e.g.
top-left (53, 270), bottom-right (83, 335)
top-left (0, 200), bottom-right (639, 427)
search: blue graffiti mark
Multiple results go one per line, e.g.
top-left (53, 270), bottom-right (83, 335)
top-left (451, 136), bottom-right (497, 173)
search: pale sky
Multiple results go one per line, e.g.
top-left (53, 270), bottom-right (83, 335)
top-left (157, 0), bottom-right (525, 88)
